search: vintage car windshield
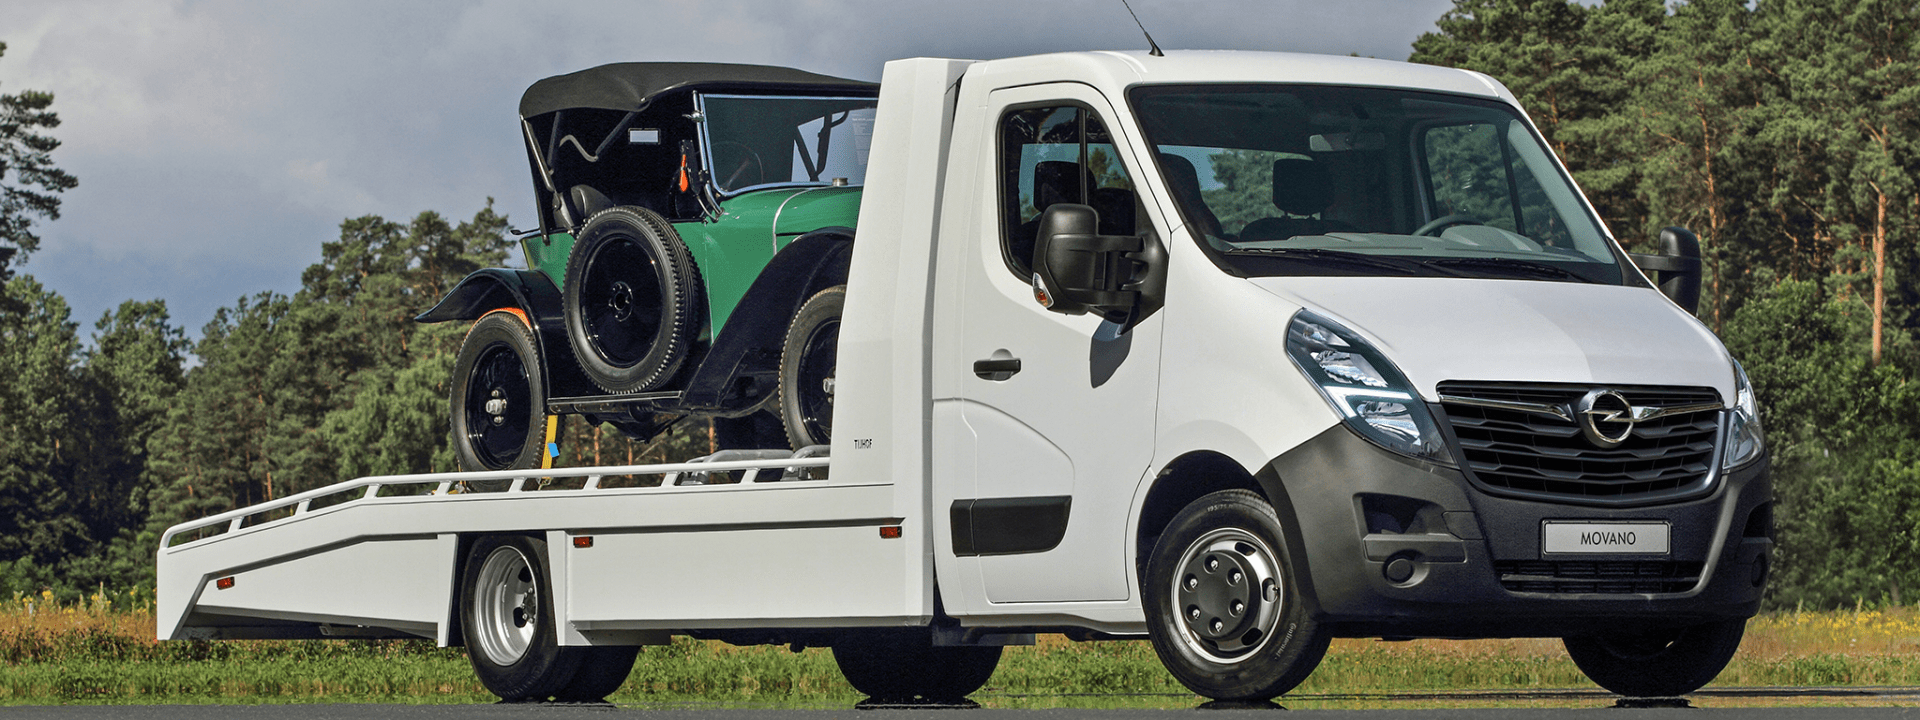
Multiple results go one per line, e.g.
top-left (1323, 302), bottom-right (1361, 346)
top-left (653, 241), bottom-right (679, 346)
top-left (1130, 84), bottom-right (1625, 285)
top-left (698, 94), bottom-right (877, 195)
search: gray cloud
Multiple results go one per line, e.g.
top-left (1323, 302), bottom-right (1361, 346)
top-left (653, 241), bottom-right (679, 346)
top-left (4, 0), bottom-right (1452, 338)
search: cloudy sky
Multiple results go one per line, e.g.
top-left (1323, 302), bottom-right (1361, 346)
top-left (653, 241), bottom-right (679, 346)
top-left (5, 0), bottom-right (1455, 341)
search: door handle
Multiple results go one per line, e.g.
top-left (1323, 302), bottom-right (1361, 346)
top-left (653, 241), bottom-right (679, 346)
top-left (973, 357), bottom-right (1022, 381)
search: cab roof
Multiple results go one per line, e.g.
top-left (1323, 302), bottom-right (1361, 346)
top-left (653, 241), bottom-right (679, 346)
top-left (519, 62), bottom-right (879, 119)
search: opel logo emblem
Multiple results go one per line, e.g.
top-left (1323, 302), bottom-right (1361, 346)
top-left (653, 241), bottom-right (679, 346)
top-left (1576, 389), bottom-right (1634, 448)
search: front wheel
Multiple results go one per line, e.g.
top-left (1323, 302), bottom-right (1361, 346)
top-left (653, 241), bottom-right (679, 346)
top-left (1564, 619), bottom-right (1746, 697)
top-left (778, 285), bottom-right (844, 450)
top-left (1143, 489), bottom-right (1329, 701)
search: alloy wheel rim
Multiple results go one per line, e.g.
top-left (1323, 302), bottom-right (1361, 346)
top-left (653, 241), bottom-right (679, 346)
top-left (472, 546), bottom-right (538, 666)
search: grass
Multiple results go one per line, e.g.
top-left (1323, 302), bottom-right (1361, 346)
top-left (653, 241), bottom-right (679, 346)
top-left (6, 589), bottom-right (1920, 707)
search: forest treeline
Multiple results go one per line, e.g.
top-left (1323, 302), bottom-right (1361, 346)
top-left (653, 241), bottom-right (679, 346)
top-left (2, 0), bottom-right (1917, 608)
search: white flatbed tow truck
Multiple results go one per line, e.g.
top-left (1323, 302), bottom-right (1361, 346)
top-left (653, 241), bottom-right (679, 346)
top-left (159, 50), bottom-right (1771, 704)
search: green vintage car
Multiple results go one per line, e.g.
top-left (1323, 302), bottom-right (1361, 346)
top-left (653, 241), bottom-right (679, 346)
top-left (417, 63), bottom-right (877, 471)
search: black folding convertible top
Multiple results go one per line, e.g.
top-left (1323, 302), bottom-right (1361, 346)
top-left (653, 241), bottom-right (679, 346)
top-left (519, 62), bottom-right (878, 118)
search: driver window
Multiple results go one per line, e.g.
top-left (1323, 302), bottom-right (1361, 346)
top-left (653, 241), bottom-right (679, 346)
top-left (999, 105), bottom-right (1137, 277)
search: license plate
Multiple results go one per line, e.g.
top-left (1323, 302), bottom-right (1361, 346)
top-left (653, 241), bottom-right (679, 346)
top-left (1542, 521), bottom-right (1670, 555)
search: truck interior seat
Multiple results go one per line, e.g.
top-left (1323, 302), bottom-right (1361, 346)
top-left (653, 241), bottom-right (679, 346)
top-left (1158, 153), bottom-right (1223, 238)
top-left (1241, 157), bottom-right (1354, 240)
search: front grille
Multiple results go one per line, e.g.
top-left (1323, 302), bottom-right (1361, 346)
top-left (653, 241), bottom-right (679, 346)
top-left (1438, 382), bottom-right (1721, 504)
top-left (1496, 560), bottom-right (1704, 594)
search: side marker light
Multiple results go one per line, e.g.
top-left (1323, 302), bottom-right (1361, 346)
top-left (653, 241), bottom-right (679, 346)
top-left (216, 577), bottom-right (236, 590)
top-left (573, 536), bottom-right (593, 549)
top-left (879, 526), bottom-right (902, 540)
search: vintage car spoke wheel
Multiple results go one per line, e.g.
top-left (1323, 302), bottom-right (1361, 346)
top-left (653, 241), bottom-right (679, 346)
top-left (832, 629), bottom-right (1001, 701)
top-left (451, 312), bottom-right (548, 474)
top-left (563, 206), bottom-right (698, 394)
top-left (779, 285), bottom-right (844, 450)
top-left (1144, 489), bottom-right (1329, 701)
top-left (1564, 619), bottom-right (1746, 697)
top-left (461, 536), bottom-right (582, 701)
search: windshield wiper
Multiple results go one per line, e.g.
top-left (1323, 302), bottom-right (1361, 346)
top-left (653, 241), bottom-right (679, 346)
top-left (1419, 256), bottom-right (1594, 283)
top-left (1227, 247), bottom-right (1426, 276)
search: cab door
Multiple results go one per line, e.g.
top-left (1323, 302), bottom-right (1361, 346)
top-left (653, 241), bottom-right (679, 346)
top-left (931, 83), bottom-right (1164, 607)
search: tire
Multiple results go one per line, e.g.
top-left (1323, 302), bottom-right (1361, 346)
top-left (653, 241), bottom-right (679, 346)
top-left (1564, 618), bottom-right (1746, 697)
top-left (778, 285), bottom-right (844, 450)
top-left (1143, 489), bottom-right (1330, 701)
top-left (562, 206), bottom-right (699, 394)
top-left (832, 629), bottom-right (1001, 701)
top-left (451, 312), bottom-right (550, 473)
top-left (553, 645), bottom-right (641, 702)
top-left (460, 536), bottom-right (581, 701)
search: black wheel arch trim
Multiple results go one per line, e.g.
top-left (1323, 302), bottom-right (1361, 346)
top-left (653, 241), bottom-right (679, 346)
top-left (676, 228), bottom-right (854, 412)
top-left (415, 269), bottom-right (591, 397)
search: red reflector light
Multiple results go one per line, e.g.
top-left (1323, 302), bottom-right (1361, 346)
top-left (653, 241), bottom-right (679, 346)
top-left (573, 536), bottom-right (593, 549)
top-left (215, 577), bottom-right (235, 590)
top-left (879, 526), bottom-right (902, 539)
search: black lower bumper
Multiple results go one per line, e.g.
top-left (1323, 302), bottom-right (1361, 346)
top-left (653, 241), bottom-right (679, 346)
top-left (1257, 425), bottom-right (1772, 639)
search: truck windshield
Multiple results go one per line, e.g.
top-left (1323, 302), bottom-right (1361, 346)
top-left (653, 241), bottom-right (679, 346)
top-left (1130, 85), bottom-right (1625, 285)
top-left (698, 94), bottom-right (878, 195)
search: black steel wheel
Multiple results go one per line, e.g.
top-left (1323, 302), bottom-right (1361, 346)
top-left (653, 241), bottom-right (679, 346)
top-left (832, 629), bottom-right (1001, 702)
top-left (778, 285), bottom-right (844, 450)
top-left (1564, 619), bottom-right (1746, 697)
top-left (460, 536), bottom-right (581, 701)
top-left (562, 206), bottom-right (699, 394)
top-left (1143, 489), bottom-right (1329, 701)
top-left (451, 312), bottom-right (549, 473)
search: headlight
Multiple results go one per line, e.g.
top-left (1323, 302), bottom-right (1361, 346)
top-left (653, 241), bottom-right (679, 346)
top-left (1285, 310), bottom-right (1453, 465)
top-left (1723, 359), bottom-right (1765, 468)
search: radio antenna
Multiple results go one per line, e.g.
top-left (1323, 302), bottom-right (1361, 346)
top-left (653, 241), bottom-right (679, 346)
top-left (1120, 0), bottom-right (1164, 57)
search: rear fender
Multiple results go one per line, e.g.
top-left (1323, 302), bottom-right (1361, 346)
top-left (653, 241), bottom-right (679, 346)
top-left (679, 228), bottom-right (854, 411)
top-left (415, 269), bottom-right (587, 397)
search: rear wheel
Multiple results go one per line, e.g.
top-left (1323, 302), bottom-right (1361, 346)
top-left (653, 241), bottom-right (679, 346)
top-left (553, 645), bottom-right (641, 702)
top-left (832, 629), bottom-right (1001, 702)
top-left (778, 285), bottom-right (844, 450)
top-left (1564, 619), bottom-right (1746, 697)
top-left (461, 536), bottom-right (580, 701)
top-left (1143, 489), bottom-right (1329, 701)
top-left (562, 206), bottom-right (699, 394)
top-left (451, 312), bottom-right (550, 474)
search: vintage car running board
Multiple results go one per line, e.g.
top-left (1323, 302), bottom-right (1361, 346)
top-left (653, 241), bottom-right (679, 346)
top-left (548, 391), bottom-right (684, 415)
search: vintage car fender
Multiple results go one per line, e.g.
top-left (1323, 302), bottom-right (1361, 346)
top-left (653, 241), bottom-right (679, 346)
top-left (415, 268), bottom-right (583, 397)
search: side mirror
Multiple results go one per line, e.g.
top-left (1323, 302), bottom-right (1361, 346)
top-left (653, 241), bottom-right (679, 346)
top-left (1629, 227), bottom-right (1703, 315)
top-left (1031, 204), bottom-right (1165, 328)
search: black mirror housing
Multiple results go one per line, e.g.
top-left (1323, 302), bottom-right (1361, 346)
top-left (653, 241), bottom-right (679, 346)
top-left (1031, 204), bottom-right (1166, 328)
top-left (1628, 227), bottom-right (1703, 315)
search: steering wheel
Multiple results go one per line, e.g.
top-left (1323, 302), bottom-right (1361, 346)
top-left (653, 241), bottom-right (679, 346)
top-left (713, 141), bottom-right (764, 190)
top-left (1414, 214), bottom-right (1481, 236)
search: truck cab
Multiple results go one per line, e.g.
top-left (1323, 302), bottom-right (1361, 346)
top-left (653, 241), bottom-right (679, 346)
top-left (842, 51), bottom-right (1768, 700)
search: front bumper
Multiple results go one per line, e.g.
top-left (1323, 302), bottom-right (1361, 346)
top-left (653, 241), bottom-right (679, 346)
top-left (1257, 425), bottom-right (1772, 639)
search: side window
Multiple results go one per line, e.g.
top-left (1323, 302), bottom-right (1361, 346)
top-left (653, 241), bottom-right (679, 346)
top-left (999, 105), bottom-right (1136, 277)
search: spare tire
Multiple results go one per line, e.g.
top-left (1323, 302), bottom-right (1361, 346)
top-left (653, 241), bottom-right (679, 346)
top-left (562, 206), bottom-right (700, 394)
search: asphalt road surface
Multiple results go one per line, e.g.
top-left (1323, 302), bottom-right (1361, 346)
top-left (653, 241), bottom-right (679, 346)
top-left (6, 688), bottom-right (1920, 720)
